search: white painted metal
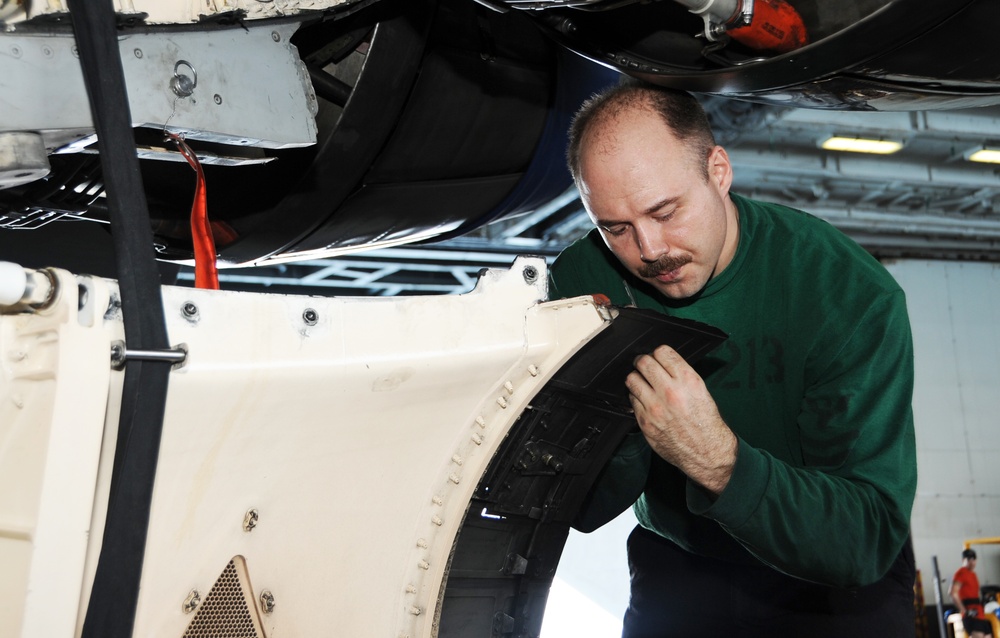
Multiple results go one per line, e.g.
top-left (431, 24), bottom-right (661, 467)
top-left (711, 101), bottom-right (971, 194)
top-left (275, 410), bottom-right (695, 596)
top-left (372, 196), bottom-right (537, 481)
top-left (0, 257), bottom-right (614, 637)
top-left (0, 268), bottom-right (117, 638)
top-left (6, 0), bottom-right (358, 25)
top-left (1, 22), bottom-right (317, 151)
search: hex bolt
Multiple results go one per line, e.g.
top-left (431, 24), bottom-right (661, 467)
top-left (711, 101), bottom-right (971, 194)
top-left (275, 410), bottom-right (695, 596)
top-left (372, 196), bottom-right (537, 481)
top-left (183, 589), bottom-right (201, 614)
top-left (302, 308), bottom-right (319, 326)
top-left (243, 508), bottom-right (259, 532)
top-left (260, 590), bottom-right (275, 614)
top-left (522, 265), bottom-right (539, 284)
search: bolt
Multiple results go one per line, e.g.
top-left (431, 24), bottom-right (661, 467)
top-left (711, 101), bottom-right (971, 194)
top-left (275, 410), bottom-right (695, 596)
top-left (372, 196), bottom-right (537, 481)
top-left (542, 453), bottom-right (564, 472)
top-left (260, 590), bottom-right (275, 614)
top-left (302, 308), bottom-right (318, 325)
top-left (214, 94), bottom-right (222, 105)
top-left (134, 48), bottom-right (143, 58)
top-left (110, 341), bottom-right (126, 370)
top-left (243, 508), bottom-right (259, 532)
top-left (271, 31), bottom-right (281, 42)
top-left (171, 74), bottom-right (196, 97)
top-left (522, 265), bottom-right (539, 284)
top-left (183, 589), bottom-right (201, 613)
top-left (181, 301), bottom-right (199, 321)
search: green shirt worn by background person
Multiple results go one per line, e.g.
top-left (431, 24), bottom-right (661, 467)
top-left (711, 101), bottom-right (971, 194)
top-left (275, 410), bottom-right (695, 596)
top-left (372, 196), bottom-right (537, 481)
top-left (549, 193), bottom-right (917, 588)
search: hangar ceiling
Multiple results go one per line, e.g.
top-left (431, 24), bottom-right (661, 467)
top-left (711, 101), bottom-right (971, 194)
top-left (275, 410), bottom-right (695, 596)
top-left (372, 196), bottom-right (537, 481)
top-left (191, 99), bottom-right (1000, 296)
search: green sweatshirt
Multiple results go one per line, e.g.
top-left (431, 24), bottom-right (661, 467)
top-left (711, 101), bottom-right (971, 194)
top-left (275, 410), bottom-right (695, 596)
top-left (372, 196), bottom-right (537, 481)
top-left (548, 194), bottom-right (916, 588)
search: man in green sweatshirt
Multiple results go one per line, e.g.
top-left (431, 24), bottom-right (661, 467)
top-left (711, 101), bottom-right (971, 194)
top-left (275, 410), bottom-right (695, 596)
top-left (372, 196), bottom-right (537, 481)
top-left (548, 82), bottom-right (917, 637)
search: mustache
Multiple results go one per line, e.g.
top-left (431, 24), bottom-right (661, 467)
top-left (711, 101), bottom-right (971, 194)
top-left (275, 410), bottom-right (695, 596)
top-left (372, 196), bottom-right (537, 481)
top-left (637, 255), bottom-right (692, 278)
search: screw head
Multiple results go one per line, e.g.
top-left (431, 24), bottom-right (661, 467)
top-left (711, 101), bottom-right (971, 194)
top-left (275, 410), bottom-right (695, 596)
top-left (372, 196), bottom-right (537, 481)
top-left (214, 94), bottom-right (222, 105)
top-left (260, 590), bottom-right (275, 614)
top-left (181, 301), bottom-right (199, 320)
top-left (183, 589), bottom-right (201, 614)
top-left (522, 266), bottom-right (539, 284)
top-left (302, 308), bottom-right (319, 326)
top-left (243, 508), bottom-right (259, 532)
top-left (271, 31), bottom-right (281, 42)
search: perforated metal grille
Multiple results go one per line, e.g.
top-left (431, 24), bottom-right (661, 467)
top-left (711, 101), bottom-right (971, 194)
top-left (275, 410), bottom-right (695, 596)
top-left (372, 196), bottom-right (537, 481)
top-left (182, 557), bottom-right (264, 638)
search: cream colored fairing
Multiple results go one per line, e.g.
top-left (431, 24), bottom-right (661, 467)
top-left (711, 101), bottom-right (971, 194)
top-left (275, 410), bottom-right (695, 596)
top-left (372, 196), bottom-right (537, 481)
top-left (0, 257), bottom-right (612, 638)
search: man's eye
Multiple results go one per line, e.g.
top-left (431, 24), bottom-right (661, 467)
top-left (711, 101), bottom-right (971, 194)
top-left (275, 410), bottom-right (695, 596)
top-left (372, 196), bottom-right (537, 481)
top-left (603, 225), bottom-right (628, 237)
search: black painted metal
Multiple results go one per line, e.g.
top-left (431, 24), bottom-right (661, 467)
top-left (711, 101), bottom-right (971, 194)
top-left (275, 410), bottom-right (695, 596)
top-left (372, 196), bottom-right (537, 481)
top-left (439, 307), bottom-right (726, 637)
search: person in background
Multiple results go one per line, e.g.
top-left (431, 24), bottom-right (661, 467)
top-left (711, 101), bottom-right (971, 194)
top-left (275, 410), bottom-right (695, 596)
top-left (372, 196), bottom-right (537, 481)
top-left (952, 549), bottom-right (994, 638)
top-left (548, 80), bottom-right (918, 637)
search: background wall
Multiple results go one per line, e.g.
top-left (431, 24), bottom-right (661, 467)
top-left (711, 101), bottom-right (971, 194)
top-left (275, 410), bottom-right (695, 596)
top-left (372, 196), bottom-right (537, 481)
top-left (889, 260), bottom-right (1000, 606)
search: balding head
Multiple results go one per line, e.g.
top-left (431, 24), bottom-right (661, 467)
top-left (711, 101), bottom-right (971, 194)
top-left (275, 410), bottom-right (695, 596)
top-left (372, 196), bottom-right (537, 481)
top-left (567, 83), bottom-right (717, 184)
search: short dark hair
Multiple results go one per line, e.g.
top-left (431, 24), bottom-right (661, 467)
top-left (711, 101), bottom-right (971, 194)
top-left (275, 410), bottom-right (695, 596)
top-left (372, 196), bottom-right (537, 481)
top-left (566, 80), bottom-right (717, 183)
top-left (963, 549), bottom-right (978, 560)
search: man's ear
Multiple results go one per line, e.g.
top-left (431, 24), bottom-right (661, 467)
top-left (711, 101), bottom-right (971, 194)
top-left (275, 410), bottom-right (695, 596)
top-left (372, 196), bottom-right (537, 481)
top-left (707, 146), bottom-right (733, 195)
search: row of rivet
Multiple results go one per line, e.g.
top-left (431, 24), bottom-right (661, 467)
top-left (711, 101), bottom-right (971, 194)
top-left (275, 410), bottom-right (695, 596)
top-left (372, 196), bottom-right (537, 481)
top-left (400, 363), bottom-right (540, 635)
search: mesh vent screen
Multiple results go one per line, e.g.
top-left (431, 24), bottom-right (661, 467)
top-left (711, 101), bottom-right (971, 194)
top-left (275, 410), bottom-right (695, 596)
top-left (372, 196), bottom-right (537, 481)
top-left (182, 557), bottom-right (266, 638)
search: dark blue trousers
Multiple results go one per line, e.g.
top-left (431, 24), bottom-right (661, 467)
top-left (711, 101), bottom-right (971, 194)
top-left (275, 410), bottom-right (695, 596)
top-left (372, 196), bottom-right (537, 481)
top-left (622, 525), bottom-right (916, 638)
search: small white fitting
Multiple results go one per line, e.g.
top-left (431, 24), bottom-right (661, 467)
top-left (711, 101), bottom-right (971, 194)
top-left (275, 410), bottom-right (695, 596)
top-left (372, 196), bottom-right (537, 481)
top-left (0, 261), bottom-right (28, 306)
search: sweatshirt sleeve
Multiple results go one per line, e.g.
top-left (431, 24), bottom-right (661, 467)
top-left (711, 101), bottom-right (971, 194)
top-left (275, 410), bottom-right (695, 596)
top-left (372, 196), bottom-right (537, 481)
top-left (687, 290), bottom-right (917, 587)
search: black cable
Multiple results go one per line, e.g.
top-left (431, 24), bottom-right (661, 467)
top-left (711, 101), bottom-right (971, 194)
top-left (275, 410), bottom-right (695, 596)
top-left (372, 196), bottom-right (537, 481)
top-left (66, 1), bottom-right (174, 637)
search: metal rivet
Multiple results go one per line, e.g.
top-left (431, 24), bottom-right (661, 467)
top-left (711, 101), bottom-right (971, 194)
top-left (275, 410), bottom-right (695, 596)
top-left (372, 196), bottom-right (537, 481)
top-left (214, 94), bottom-right (222, 105)
top-left (522, 265), bottom-right (538, 284)
top-left (134, 48), bottom-right (142, 58)
top-left (260, 590), bottom-right (275, 614)
top-left (183, 589), bottom-right (201, 613)
top-left (181, 301), bottom-right (199, 322)
top-left (302, 308), bottom-right (318, 325)
top-left (243, 508), bottom-right (259, 532)
top-left (271, 31), bottom-right (281, 42)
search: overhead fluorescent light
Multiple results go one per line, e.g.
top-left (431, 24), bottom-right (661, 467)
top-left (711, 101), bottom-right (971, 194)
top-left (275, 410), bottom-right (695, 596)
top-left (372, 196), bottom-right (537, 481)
top-left (966, 147), bottom-right (1000, 164)
top-left (820, 136), bottom-right (904, 155)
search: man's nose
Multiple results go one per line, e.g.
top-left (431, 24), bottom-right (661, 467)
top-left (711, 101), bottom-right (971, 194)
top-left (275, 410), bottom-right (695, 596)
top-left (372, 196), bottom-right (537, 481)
top-left (635, 223), bottom-right (668, 262)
